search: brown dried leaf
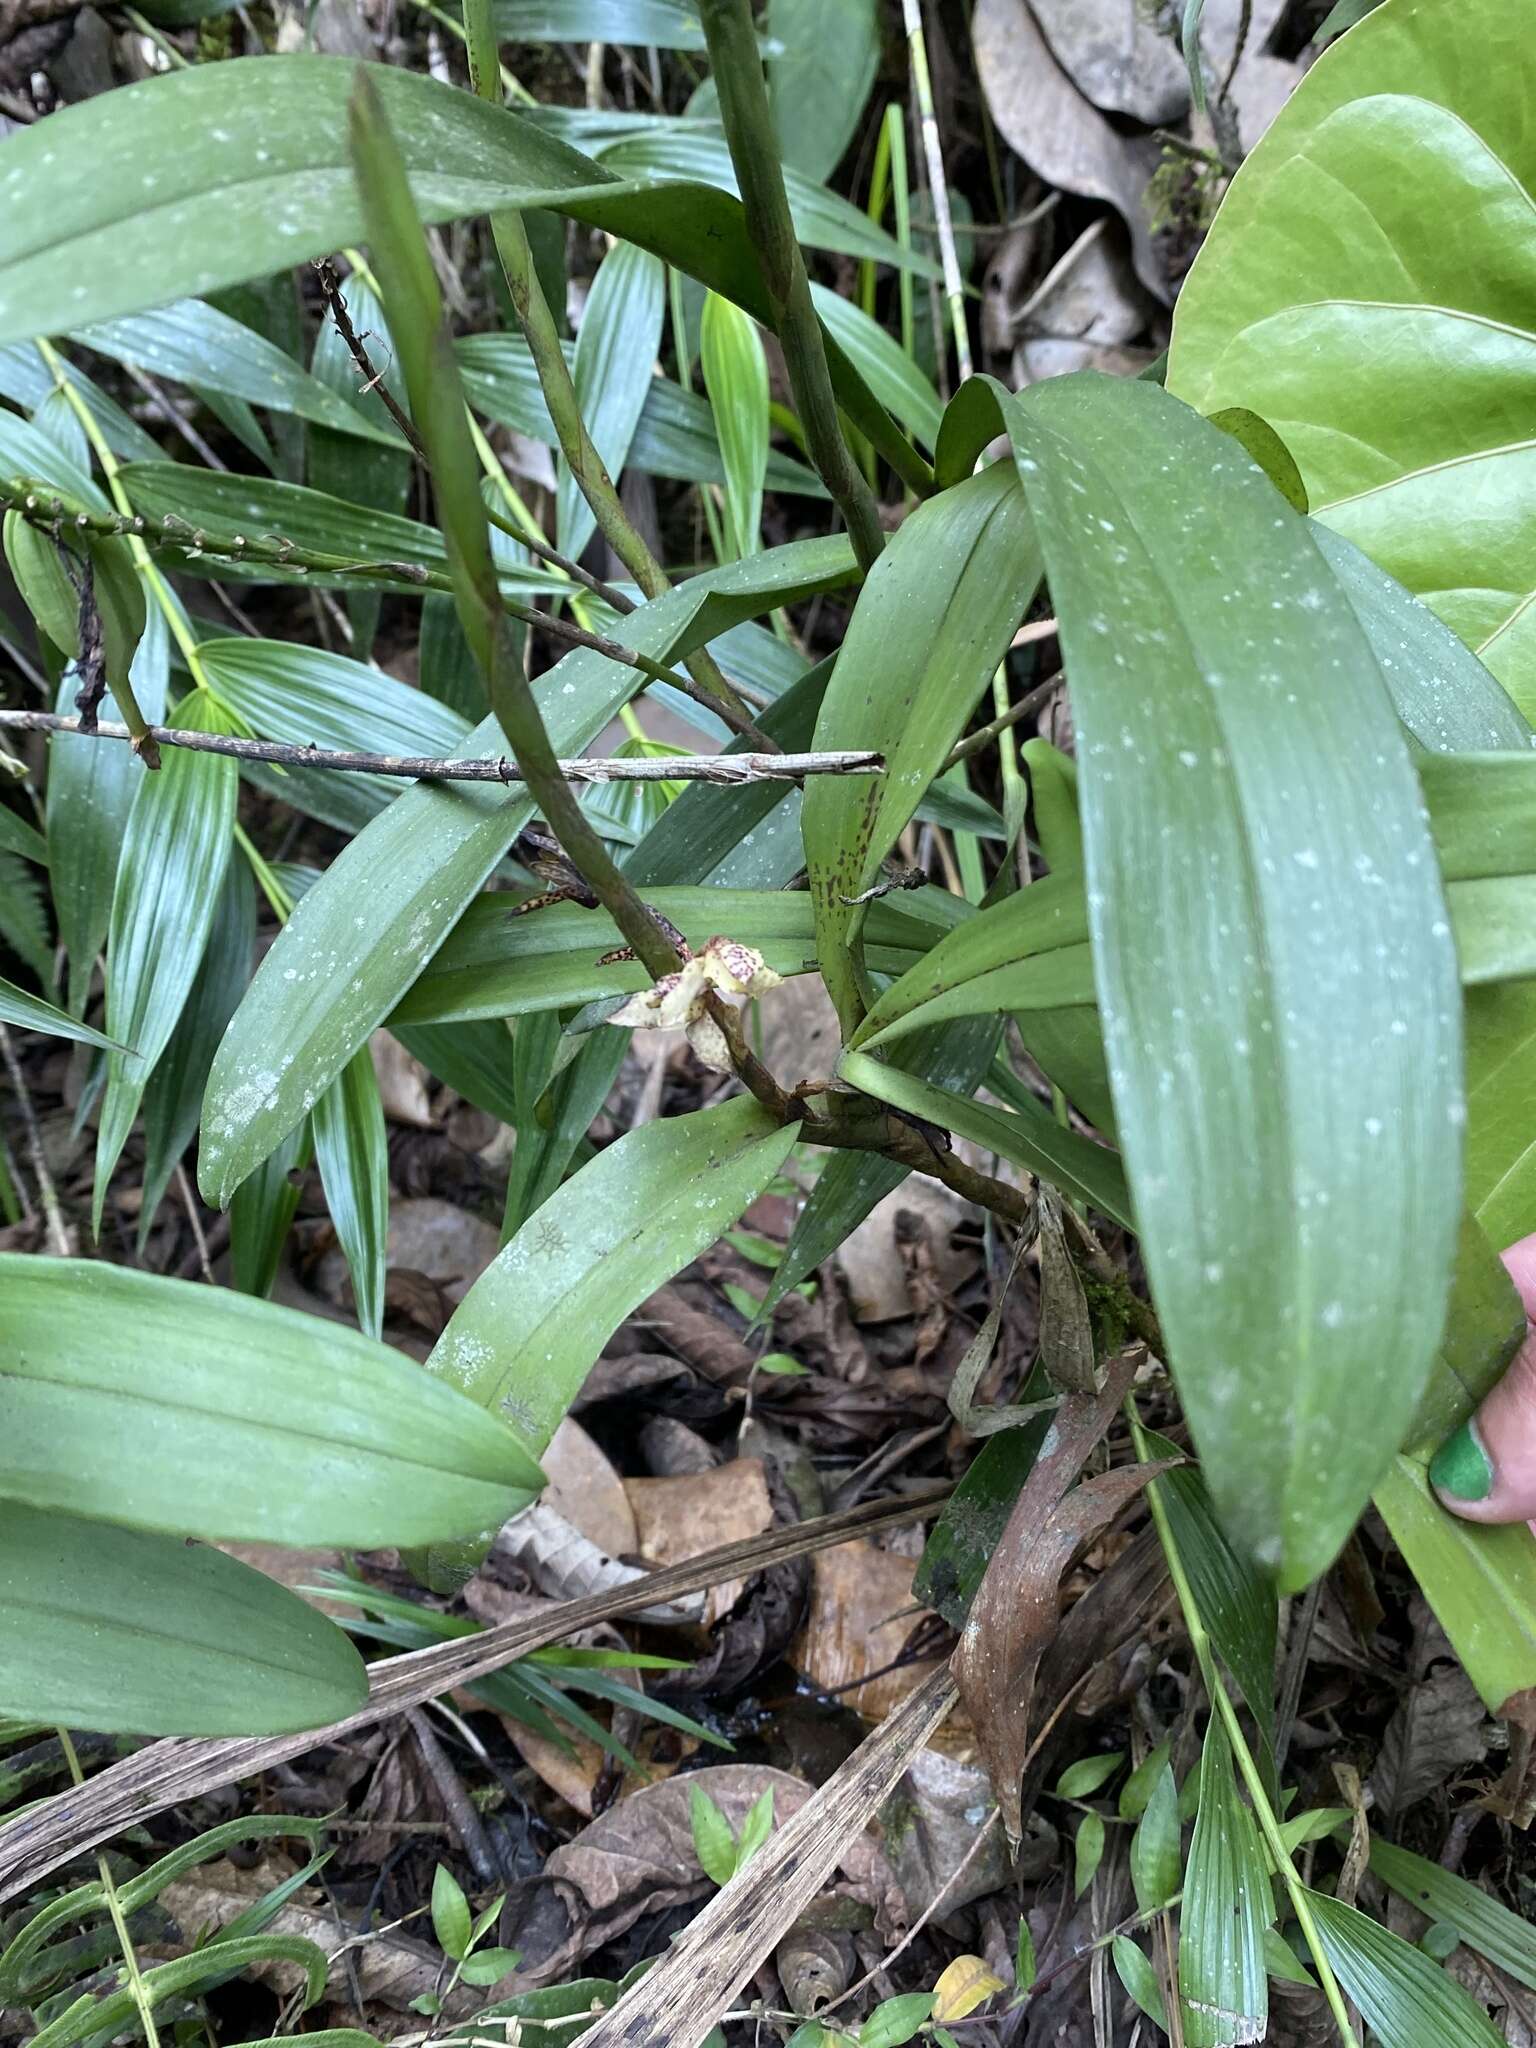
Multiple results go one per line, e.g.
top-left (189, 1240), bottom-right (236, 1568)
top-left (544, 1417), bottom-right (637, 1559)
top-left (1369, 1598), bottom-right (1490, 1821)
top-left (370, 1031), bottom-right (435, 1128)
top-left (973, 0), bottom-right (1168, 301)
top-left (626, 1458), bottom-right (774, 1625)
top-left (1037, 1187), bottom-right (1097, 1394)
top-left (951, 1351), bottom-right (1161, 1838)
top-left (791, 1541), bottom-right (948, 1721)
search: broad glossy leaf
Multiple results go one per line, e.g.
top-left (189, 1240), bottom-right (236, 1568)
top-left (850, 871), bottom-right (1092, 1051)
top-left (0, 344), bottom-right (160, 462)
top-left (560, 240), bottom-right (664, 562)
top-left (803, 459), bottom-right (1039, 1031)
top-left (314, 1050), bottom-right (390, 1340)
top-left (119, 463), bottom-right (564, 599)
top-left (432, 1098), bottom-right (794, 1451)
top-left (837, 1048), bottom-right (1132, 1226)
top-left (1167, 0), bottom-right (1536, 714)
top-left (139, 856), bottom-right (254, 1248)
top-left (1129, 1763), bottom-right (1180, 1913)
top-left (1449, 874), bottom-right (1536, 985)
top-left (457, 333), bottom-right (823, 497)
top-left (1110, 1940), bottom-right (1167, 2031)
top-left (0, 1501), bottom-right (367, 1737)
top-left (74, 298), bottom-right (404, 448)
top-left (392, 886), bottom-right (942, 1024)
top-left (0, 1255), bottom-right (543, 1544)
top-left (1465, 980), bottom-right (1536, 1250)
top-left (0, 975), bottom-right (123, 1052)
top-left (197, 637), bottom-right (471, 834)
top-left (700, 291), bottom-right (767, 560)
top-left (420, 1097), bottom-right (796, 1580)
top-left (1370, 1841), bottom-right (1536, 1991)
top-left (0, 58), bottom-right (913, 470)
top-left (96, 693), bottom-right (237, 1219)
top-left (1308, 1889), bottom-right (1506, 2048)
top-left (1423, 754), bottom-right (1536, 882)
top-left (199, 536), bottom-right (857, 1204)
top-left (1178, 1717), bottom-right (1268, 2047)
top-left (765, 0), bottom-right (878, 184)
top-left (991, 370), bottom-right (1462, 1589)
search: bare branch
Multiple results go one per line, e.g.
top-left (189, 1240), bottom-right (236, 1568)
top-left (0, 711), bottom-right (880, 785)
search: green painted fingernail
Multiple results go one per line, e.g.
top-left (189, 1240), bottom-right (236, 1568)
top-left (1429, 1421), bottom-right (1493, 1502)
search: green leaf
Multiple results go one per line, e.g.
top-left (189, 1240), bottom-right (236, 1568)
top-left (561, 240), bottom-right (664, 562)
top-left (199, 538), bottom-right (855, 1206)
top-left (1056, 1753), bottom-right (1125, 1800)
top-left (0, 849), bottom-right (55, 992)
top-left (4, 511), bottom-right (78, 656)
top-left (1015, 1917), bottom-right (1036, 1993)
top-left (811, 283), bottom-right (942, 453)
top-left (857, 1994), bottom-right (933, 2048)
top-left (396, 1019), bottom-right (521, 1127)
top-left (1312, 530), bottom-right (1534, 758)
top-left (457, 332), bottom-right (823, 499)
top-left (0, 1500), bottom-right (366, 1736)
top-left (425, 1096), bottom-right (798, 1457)
top-left (500, 1012), bottom-right (627, 1242)
top-left (1308, 1888), bottom-right (1507, 2048)
top-left (459, 1948), bottom-right (522, 1987)
top-left (230, 1115), bottom-right (308, 1301)
top-left (849, 870), bottom-right (1092, 1052)
top-left (313, 1049), bottom-right (390, 1341)
top-left (167, 810), bottom-right (277, 1119)
top-left (1423, 754), bottom-right (1536, 883)
top-left (914, 1411), bottom-right (1052, 1627)
top-left (0, 1255), bottom-right (543, 1545)
top-left (1130, 1764), bottom-right (1181, 1913)
top-left (96, 693), bottom-right (238, 1223)
top-left (733, 1787), bottom-right (775, 1874)
top-left (0, 58), bottom-right (915, 475)
top-left (494, 0), bottom-right (719, 47)
top-left (117, 463), bottom-right (560, 598)
top-left (393, 886), bottom-right (939, 1026)
top-left (47, 622), bottom-right (167, 1015)
top-left (74, 299), bottom-right (405, 448)
top-left (765, 0), bottom-right (878, 183)
top-left (1111, 1937), bottom-right (1169, 2032)
top-left (989, 369), bottom-right (1463, 1589)
top-left (431, 1864), bottom-right (472, 1962)
top-left (1120, 1741), bottom-right (1174, 1822)
top-left (1142, 1431), bottom-right (1277, 1755)
top-left (837, 1048), bottom-right (1134, 1227)
top-left (803, 459), bottom-right (1039, 1033)
top-left (1074, 1811), bottom-right (1105, 1899)
top-left (700, 291), bottom-right (768, 560)
top-left (689, 1784), bottom-right (737, 1886)
top-left (1370, 1839), bottom-right (1536, 1991)
top-left (1167, 0), bottom-right (1536, 715)
top-left (0, 974), bottom-right (124, 1052)
top-left (1179, 1716), bottom-right (1269, 2047)
top-left (197, 636), bottom-right (470, 836)
top-left (0, 799), bottom-right (47, 872)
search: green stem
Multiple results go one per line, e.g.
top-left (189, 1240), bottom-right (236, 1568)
top-left (57, 1729), bottom-right (164, 2048)
top-left (697, 0), bottom-right (886, 572)
top-left (1125, 1403), bottom-right (1362, 2048)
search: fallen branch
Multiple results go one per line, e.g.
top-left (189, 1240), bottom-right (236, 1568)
top-left (0, 713), bottom-right (880, 786)
top-left (0, 1484), bottom-right (950, 1903)
top-left (581, 1666), bottom-right (958, 2048)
